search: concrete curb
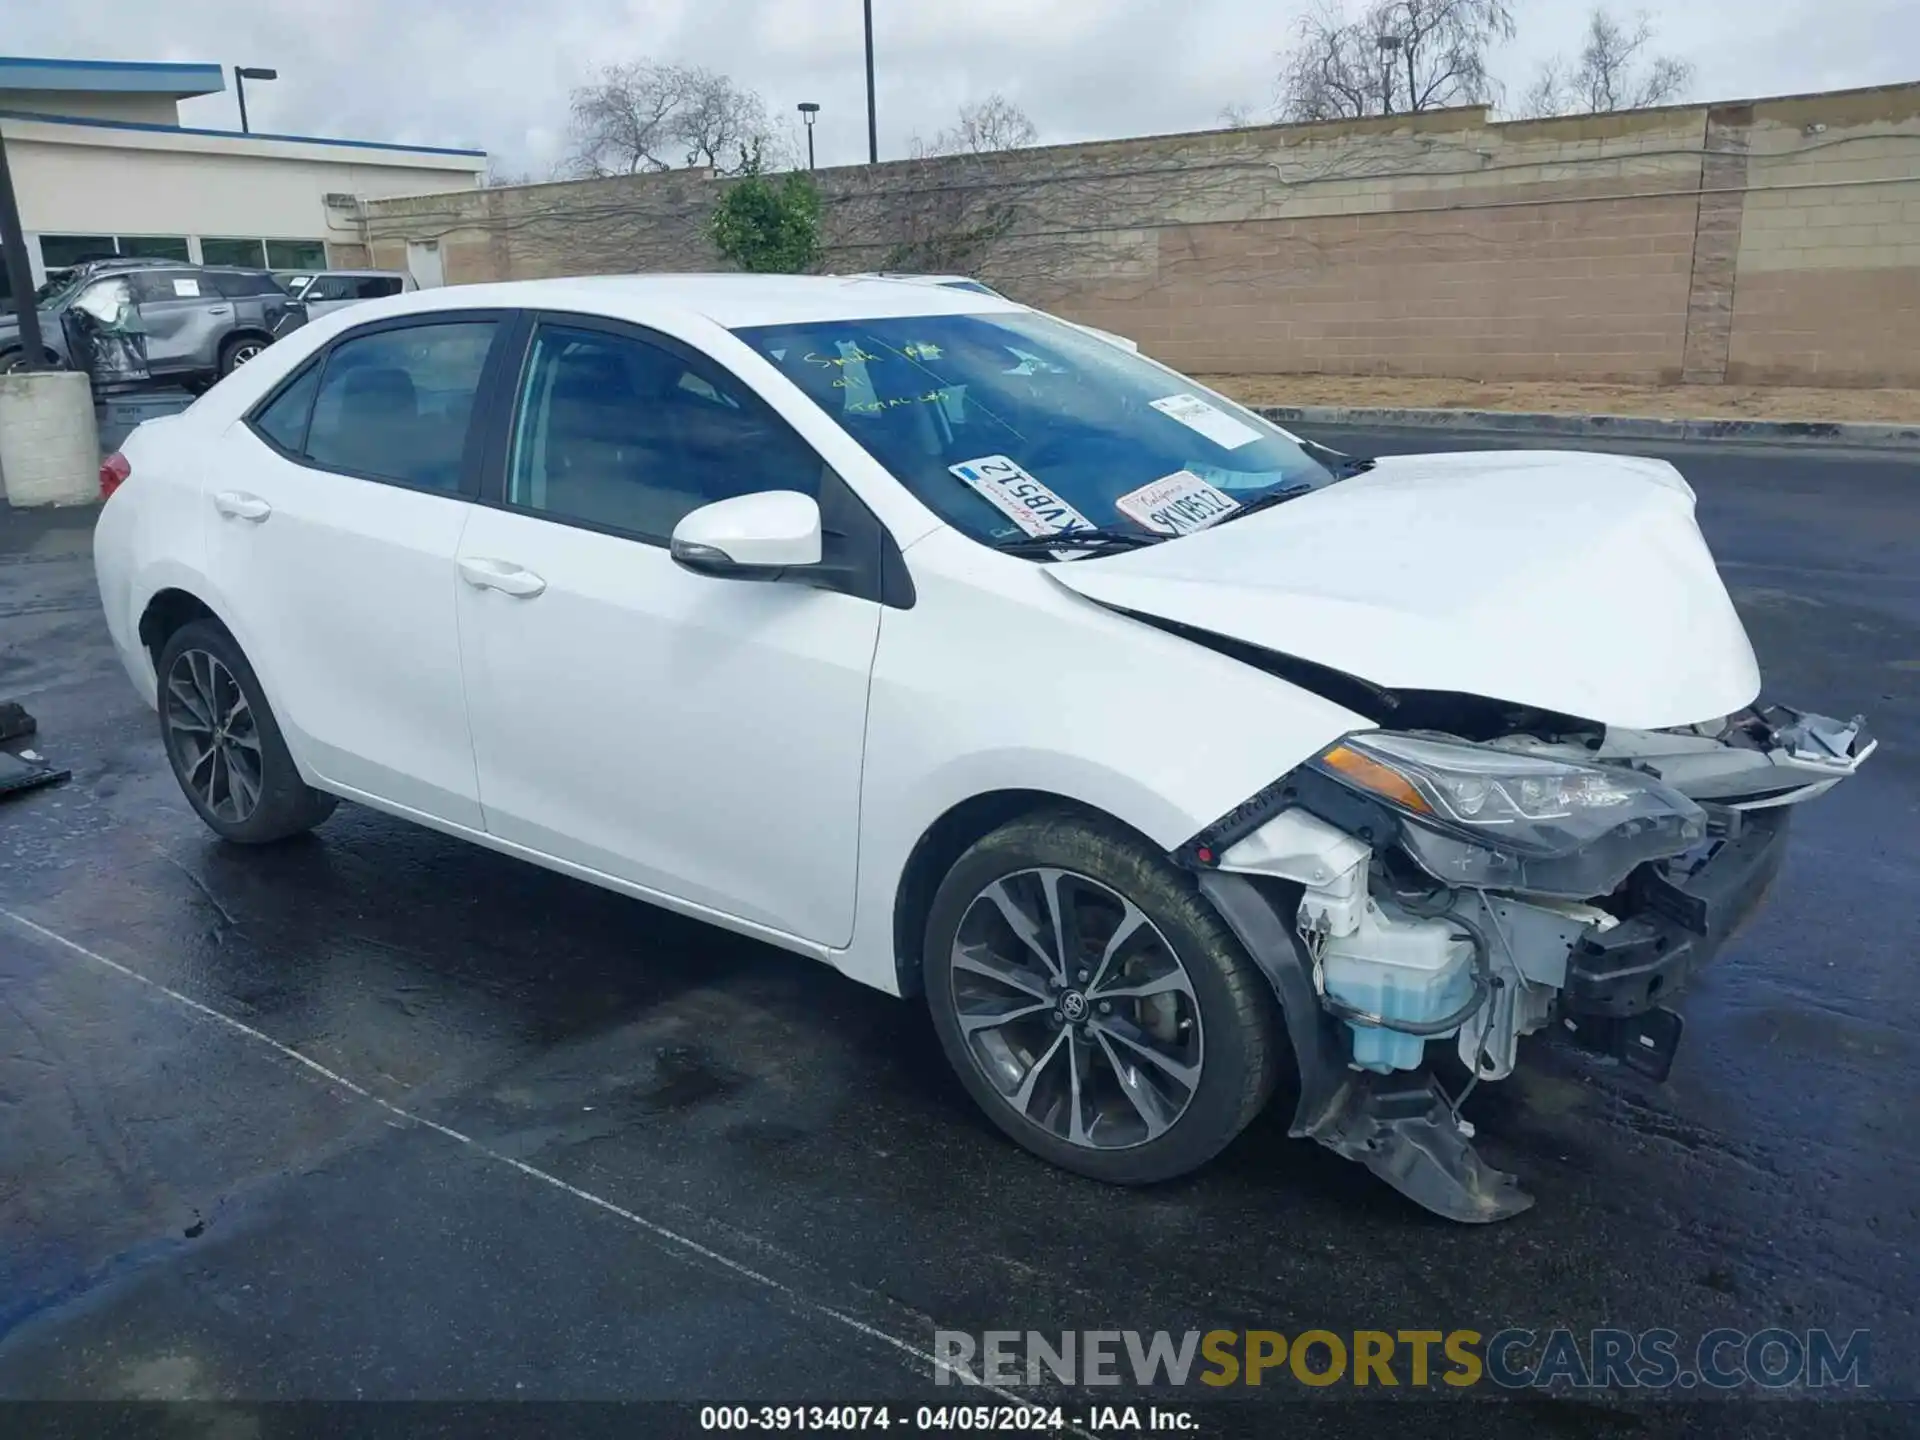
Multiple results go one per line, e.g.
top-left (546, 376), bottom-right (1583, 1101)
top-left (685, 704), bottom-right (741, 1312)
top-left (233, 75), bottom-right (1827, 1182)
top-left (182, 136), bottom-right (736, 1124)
top-left (1252, 404), bottom-right (1920, 451)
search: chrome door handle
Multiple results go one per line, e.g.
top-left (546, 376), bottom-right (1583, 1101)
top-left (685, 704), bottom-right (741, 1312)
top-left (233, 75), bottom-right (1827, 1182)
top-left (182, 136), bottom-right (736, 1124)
top-left (205, 306), bottom-right (232, 316)
top-left (459, 557), bottom-right (546, 598)
top-left (213, 490), bottom-right (271, 522)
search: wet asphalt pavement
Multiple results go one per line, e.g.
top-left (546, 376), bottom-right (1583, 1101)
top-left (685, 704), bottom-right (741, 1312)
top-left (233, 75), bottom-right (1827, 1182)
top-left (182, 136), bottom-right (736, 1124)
top-left (0, 426), bottom-right (1915, 1437)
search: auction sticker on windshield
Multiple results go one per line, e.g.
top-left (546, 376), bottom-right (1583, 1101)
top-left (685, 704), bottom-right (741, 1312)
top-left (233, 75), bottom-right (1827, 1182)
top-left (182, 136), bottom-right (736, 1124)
top-left (1116, 470), bottom-right (1242, 534)
top-left (1150, 393), bottom-right (1264, 451)
top-left (950, 455), bottom-right (1094, 538)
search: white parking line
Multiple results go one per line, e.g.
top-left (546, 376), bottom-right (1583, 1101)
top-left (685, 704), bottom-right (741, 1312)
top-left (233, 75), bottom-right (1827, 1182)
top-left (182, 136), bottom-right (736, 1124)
top-left (1, 905), bottom-right (1056, 1418)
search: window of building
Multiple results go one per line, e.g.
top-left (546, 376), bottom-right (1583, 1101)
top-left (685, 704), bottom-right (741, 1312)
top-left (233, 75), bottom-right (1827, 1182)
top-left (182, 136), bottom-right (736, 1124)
top-left (265, 240), bottom-right (329, 270)
top-left (199, 238), bottom-right (268, 268)
top-left (506, 322), bottom-right (821, 542)
top-left (39, 235), bottom-right (121, 268)
top-left (39, 234), bottom-right (193, 269)
top-left (117, 237), bottom-right (192, 263)
top-left (303, 320), bottom-right (498, 491)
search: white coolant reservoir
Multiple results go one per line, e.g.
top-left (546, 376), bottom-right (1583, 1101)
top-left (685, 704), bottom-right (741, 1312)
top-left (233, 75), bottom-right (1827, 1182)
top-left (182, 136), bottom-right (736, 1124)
top-left (1317, 895), bottom-right (1477, 1074)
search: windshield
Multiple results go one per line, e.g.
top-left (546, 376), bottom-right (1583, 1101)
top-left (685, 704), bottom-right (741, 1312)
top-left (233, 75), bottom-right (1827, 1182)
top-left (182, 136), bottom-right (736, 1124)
top-left (32, 271), bottom-right (85, 309)
top-left (731, 311), bottom-right (1338, 551)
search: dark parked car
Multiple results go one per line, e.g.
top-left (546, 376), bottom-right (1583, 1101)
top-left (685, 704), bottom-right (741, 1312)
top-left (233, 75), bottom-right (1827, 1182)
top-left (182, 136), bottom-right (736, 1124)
top-left (0, 259), bottom-right (304, 385)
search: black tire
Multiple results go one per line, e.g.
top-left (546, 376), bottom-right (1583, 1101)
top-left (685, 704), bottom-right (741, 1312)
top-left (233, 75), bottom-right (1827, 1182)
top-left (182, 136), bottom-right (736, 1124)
top-left (156, 618), bottom-right (337, 843)
top-left (218, 334), bottom-right (268, 376)
top-left (0, 346), bottom-right (60, 374)
top-left (924, 808), bottom-right (1281, 1184)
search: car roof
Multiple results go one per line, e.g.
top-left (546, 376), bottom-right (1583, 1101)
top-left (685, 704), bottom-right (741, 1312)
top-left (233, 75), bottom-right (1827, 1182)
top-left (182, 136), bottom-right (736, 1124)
top-left (79, 258), bottom-right (266, 277)
top-left (354, 273), bottom-right (1023, 329)
top-left (307, 269), bottom-right (407, 279)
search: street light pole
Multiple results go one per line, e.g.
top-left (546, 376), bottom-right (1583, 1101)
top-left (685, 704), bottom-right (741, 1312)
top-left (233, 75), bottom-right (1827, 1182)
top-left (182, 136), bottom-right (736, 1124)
top-left (863, 0), bottom-right (878, 163)
top-left (797, 102), bottom-right (821, 170)
top-left (234, 65), bottom-right (278, 134)
top-left (1376, 35), bottom-right (1401, 117)
top-left (0, 128), bottom-right (46, 368)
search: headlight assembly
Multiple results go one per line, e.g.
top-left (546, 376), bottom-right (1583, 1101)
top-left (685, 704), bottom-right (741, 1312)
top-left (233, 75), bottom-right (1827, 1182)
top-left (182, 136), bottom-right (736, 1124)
top-left (1311, 731), bottom-right (1707, 898)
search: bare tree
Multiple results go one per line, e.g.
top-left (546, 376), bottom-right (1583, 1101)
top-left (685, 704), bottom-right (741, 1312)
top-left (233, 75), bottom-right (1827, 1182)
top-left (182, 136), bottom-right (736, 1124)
top-left (676, 69), bottom-right (778, 171)
top-left (565, 62), bottom-right (775, 177)
top-left (1279, 0), bottom-right (1516, 121)
top-left (910, 93), bottom-right (1039, 157)
top-left (1217, 101), bottom-right (1262, 129)
top-left (1520, 8), bottom-right (1693, 117)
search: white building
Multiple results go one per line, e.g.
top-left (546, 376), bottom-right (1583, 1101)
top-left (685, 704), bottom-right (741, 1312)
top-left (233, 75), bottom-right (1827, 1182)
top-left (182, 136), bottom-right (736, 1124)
top-left (0, 55), bottom-right (486, 298)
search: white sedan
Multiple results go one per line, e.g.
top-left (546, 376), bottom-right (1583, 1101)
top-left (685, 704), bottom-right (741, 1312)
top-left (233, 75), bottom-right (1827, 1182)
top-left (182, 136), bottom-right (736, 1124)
top-left (94, 275), bottom-right (1872, 1221)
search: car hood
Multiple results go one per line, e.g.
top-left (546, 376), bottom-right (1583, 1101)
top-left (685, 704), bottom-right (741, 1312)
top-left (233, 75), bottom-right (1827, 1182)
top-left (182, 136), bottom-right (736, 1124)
top-left (1045, 448), bottom-right (1760, 730)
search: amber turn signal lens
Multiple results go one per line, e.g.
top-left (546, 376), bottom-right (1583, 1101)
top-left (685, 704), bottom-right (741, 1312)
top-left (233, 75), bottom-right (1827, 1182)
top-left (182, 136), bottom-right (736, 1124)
top-left (1319, 744), bottom-right (1433, 813)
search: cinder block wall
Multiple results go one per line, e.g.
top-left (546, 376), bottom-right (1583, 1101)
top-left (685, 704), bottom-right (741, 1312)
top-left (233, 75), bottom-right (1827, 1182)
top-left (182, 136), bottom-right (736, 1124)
top-left (360, 82), bottom-right (1920, 387)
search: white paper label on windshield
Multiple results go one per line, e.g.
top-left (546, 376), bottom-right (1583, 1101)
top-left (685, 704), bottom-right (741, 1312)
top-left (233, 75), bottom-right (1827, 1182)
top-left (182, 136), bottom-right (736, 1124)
top-left (1116, 470), bottom-right (1242, 535)
top-left (1150, 393), bottom-right (1263, 451)
top-left (171, 278), bottom-right (201, 297)
top-left (949, 455), bottom-right (1094, 538)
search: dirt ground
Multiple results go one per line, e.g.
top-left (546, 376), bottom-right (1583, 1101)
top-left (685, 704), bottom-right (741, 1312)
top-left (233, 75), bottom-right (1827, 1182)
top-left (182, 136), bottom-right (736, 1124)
top-left (1201, 374), bottom-right (1920, 425)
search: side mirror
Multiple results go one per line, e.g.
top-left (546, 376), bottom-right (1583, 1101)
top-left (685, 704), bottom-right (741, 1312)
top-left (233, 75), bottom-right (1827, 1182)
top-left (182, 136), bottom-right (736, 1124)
top-left (669, 490), bottom-right (822, 580)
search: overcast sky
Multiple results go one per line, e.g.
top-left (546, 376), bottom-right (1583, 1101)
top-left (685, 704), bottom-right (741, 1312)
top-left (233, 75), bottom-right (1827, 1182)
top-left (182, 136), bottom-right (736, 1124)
top-left (12, 1), bottom-right (1918, 175)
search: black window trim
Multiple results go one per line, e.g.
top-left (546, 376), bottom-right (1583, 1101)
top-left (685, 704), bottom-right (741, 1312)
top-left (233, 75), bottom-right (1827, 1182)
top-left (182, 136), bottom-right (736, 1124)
top-left (240, 308), bottom-right (516, 500)
top-left (470, 309), bottom-right (912, 608)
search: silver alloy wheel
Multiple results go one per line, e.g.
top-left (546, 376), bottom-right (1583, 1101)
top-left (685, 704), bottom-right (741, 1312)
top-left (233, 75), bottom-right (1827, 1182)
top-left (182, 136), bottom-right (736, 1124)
top-left (228, 341), bottom-right (265, 367)
top-left (164, 649), bottom-right (264, 823)
top-left (950, 867), bottom-right (1204, 1150)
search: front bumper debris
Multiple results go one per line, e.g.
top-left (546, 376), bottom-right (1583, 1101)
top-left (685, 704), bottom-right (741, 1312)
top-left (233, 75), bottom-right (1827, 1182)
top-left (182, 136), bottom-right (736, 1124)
top-left (1562, 807), bottom-right (1792, 1019)
top-left (1196, 807), bottom-right (1794, 1223)
top-left (1197, 869), bottom-right (1534, 1223)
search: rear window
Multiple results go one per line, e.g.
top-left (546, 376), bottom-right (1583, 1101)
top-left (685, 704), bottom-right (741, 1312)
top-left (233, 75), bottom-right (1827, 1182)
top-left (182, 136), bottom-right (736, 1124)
top-left (251, 361), bottom-right (322, 454)
top-left (300, 320), bottom-right (497, 491)
top-left (207, 270), bottom-right (284, 298)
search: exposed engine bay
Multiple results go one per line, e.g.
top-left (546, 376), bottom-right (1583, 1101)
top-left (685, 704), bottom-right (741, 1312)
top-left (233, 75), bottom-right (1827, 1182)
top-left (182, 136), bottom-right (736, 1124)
top-left (1186, 703), bottom-right (1875, 1222)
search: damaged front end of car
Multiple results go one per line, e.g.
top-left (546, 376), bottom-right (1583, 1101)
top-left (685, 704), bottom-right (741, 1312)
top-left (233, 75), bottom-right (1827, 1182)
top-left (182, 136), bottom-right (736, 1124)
top-left (1181, 703), bottom-right (1875, 1223)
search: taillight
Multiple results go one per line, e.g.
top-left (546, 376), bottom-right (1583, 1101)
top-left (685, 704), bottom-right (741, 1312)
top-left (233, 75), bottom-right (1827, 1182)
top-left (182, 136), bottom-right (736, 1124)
top-left (100, 451), bottom-right (131, 500)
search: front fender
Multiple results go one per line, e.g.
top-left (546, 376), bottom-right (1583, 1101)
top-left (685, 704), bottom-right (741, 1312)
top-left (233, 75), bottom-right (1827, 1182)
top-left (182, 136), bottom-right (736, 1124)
top-left (833, 533), bottom-right (1370, 995)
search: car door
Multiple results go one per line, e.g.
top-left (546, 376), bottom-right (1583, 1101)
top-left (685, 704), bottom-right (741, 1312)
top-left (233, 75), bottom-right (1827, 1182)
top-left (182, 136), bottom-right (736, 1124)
top-left (453, 314), bottom-right (884, 946)
top-left (128, 269), bottom-right (215, 374)
top-left (204, 311), bottom-right (513, 828)
top-left (302, 275), bottom-right (356, 319)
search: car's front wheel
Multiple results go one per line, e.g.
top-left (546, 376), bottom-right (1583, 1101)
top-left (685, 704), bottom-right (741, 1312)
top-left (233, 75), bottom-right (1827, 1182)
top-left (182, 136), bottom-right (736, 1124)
top-left (156, 619), bottom-right (337, 843)
top-left (923, 809), bottom-right (1281, 1184)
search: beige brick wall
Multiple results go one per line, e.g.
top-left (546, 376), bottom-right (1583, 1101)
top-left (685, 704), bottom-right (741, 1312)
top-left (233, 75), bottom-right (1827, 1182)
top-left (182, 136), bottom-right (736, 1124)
top-left (1725, 90), bottom-right (1920, 385)
top-left (359, 82), bottom-right (1920, 388)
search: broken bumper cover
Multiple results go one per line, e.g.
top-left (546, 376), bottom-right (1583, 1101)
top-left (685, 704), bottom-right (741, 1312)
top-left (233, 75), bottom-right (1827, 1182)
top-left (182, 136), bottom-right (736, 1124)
top-left (1194, 809), bottom-right (1792, 1224)
top-left (1563, 806), bottom-right (1791, 1019)
top-left (1197, 869), bottom-right (1533, 1223)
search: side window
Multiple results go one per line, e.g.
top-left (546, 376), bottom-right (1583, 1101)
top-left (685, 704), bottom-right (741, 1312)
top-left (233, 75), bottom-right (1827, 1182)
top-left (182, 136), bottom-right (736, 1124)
top-left (307, 277), bottom-right (354, 302)
top-left (130, 270), bottom-right (209, 304)
top-left (303, 320), bottom-right (497, 491)
top-left (507, 322), bottom-right (820, 541)
top-left (208, 270), bottom-right (282, 299)
top-left (250, 361), bottom-right (322, 454)
top-left (358, 277), bottom-right (404, 299)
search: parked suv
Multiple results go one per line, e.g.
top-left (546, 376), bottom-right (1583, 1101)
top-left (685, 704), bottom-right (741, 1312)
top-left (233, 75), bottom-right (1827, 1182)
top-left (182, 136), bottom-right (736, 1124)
top-left (282, 269), bottom-right (413, 319)
top-left (0, 260), bottom-right (303, 383)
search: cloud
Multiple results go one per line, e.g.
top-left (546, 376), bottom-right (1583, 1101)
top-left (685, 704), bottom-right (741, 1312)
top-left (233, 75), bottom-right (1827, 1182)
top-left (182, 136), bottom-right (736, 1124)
top-left (7, 0), bottom-right (1916, 176)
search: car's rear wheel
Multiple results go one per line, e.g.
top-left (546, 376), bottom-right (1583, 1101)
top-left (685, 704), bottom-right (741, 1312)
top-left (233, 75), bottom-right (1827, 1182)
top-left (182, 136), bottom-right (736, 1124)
top-left (0, 347), bottom-right (62, 374)
top-left (923, 809), bottom-right (1280, 1184)
top-left (156, 619), bottom-right (336, 843)
top-left (218, 335), bottom-right (267, 376)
